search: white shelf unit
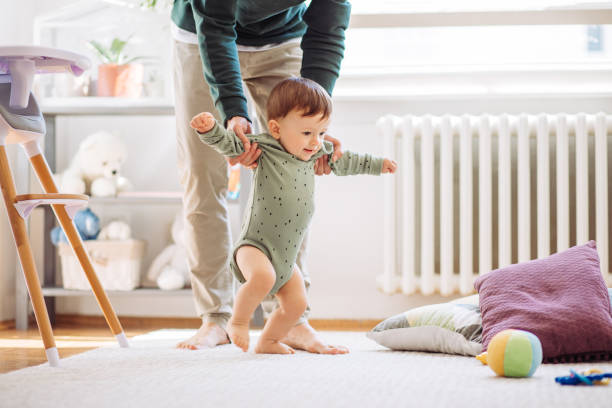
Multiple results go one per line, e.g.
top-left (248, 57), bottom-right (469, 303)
top-left (13, 98), bottom-right (246, 329)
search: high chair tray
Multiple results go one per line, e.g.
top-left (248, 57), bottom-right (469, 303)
top-left (0, 45), bottom-right (90, 76)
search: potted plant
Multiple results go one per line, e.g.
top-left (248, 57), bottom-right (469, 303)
top-left (88, 36), bottom-right (144, 97)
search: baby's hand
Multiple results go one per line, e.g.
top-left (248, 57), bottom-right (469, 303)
top-left (382, 159), bottom-right (398, 174)
top-left (190, 112), bottom-right (216, 133)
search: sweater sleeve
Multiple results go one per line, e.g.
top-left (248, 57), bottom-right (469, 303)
top-left (197, 122), bottom-right (246, 157)
top-left (300, 0), bottom-right (351, 95)
top-left (190, 0), bottom-right (250, 125)
top-left (330, 151), bottom-right (384, 176)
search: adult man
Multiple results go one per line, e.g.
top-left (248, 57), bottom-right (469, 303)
top-left (171, 0), bottom-right (351, 353)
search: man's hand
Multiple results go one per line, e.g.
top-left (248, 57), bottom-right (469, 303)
top-left (382, 159), bottom-right (398, 174)
top-left (190, 112), bottom-right (216, 133)
top-left (227, 116), bottom-right (261, 169)
top-left (314, 134), bottom-right (343, 175)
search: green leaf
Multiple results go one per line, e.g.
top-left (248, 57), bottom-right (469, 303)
top-left (109, 38), bottom-right (127, 61)
top-left (122, 56), bottom-right (144, 65)
top-left (87, 40), bottom-right (113, 64)
top-left (87, 35), bottom-right (139, 65)
top-left (140, 0), bottom-right (157, 8)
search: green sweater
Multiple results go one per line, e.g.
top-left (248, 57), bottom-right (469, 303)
top-left (171, 0), bottom-right (351, 124)
top-left (198, 122), bottom-right (383, 294)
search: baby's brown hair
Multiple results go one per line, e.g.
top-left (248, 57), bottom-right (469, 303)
top-left (266, 77), bottom-right (332, 121)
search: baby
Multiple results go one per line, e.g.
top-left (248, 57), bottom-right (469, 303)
top-left (191, 77), bottom-right (397, 354)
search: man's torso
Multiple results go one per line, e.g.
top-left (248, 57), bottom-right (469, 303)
top-left (171, 0), bottom-right (307, 46)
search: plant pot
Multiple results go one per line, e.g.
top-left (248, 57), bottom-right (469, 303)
top-left (97, 63), bottom-right (144, 97)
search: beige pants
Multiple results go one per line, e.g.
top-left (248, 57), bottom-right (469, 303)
top-left (172, 39), bottom-right (310, 328)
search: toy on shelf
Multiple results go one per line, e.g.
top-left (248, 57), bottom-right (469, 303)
top-left (555, 369), bottom-right (612, 386)
top-left (56, 215), bottom-right (143, 291)
top-left (146, 211), bottom-right (190, 290)
top-left (55, 131), bottom-right (133, 197)
top-left (476, 329), bottom-right (543, 378)
top-left (98, 220), bottom-right (131, 240)
top-left (50, 208), bottom-right (100, 244)
top-left (51, 209), bottom-right (132, 244)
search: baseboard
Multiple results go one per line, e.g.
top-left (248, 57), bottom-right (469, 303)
top-left (55, 315), bottom-right (202, 330)
top-left (308, 319), bottom-right (381, 331)
top-left (0, 319), bottom-right (16, 330)
top-left (55, 314), bottom-right (381, 331)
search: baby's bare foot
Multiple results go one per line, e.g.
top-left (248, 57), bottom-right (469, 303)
top-left (227, 320), bottom-right (250, 352)
top-left (255, 338), bottom-right (295, 355)
top-left (283, 322), bottom-right (349, 354)
top-left (176, 322), bottom-right (229, 350)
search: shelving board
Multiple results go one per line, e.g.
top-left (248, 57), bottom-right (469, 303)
top-left (89, 193), bottom-right (183, 205)
top-left (87, 193), bottom-right (240, 205)
top-left (41, 97), bottom-right (175, 116)
top-left (41, 287), bottom-right (193, 297)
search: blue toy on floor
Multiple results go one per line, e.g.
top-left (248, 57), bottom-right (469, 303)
top-left (555, 369), bottom-right (612, 386)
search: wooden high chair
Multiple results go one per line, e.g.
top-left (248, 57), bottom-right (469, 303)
top-left (0, 46), bottom-right (128, 367)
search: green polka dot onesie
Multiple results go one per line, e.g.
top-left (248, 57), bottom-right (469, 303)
top-left (198, 123), bottom-right (384, 295)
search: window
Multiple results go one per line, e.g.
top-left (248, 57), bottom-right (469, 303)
top-left (343, 25), bottom-right (611, 73)
top-left (344, 0), bottom-right (612, 72)
top-left (335, 1), bottom-right (612, 98)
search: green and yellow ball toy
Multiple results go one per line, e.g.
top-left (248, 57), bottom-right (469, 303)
top-left (476, 329), bottom-right (543, 378)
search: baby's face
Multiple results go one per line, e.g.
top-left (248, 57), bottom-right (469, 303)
top-left (269, 109), bottom-right (330, 161)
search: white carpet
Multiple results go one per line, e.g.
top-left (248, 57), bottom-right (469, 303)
top-left (1, 330), bottom-right (611, 408)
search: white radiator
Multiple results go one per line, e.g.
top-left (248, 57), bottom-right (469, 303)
top-left (379, 113), bottom-right (612, 296)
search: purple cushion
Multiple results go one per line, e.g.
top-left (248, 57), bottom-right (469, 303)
top-left (474, 241), bottom-right (612, 362)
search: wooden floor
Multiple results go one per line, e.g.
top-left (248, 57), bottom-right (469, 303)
top-left (0, 316), bottom-right (379, 374)
top-left (0, 325), bottom-right (148, 374)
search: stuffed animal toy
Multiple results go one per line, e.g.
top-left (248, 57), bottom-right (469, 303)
top-left (476, 329), bottom-right (542, 378)
top-left (51, 212), bottom-right (132, 245)
top-left (50, 208), bottom-right (100, 244)
top-left (146, 212), bottom-right (190, 290)
top-left (55, 131), bottom-right (132, 197)
top-left (98, 220), bottom-right (132, 240)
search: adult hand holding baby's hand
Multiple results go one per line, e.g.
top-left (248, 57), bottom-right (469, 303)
top-left (227, 116), bottom-right (260, 169)
top-left (382, 159), bottom-right (398, 174)
top-left (190, 112), bottom-right (216, 133)
top-left (314, 134), bottom-right (343, 175)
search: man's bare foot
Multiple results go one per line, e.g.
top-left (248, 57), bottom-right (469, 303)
top-left (227, 320), bottom-right (250, 352)
top-left (255, 338), bottom-right (295, 354)
top-left (283, 322), bottom-right (349, 354)
top-left (176, 321), bottom-right (229, 350)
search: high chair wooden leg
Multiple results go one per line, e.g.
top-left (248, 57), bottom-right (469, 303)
top-left (0, 145), bottom-right (60, 366)
top-left (27, 149), bottom-right (129, 348)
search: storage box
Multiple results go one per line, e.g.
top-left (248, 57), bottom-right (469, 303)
top-left (58, 239), bottom-right (145, 290)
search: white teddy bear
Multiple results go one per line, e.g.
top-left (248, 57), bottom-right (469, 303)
top-left (56, 131), bottom-right (132, 197)
top-left (98, 220), bottom-right (132, 241)
top-left (147, 212), bottom-right (191, 290)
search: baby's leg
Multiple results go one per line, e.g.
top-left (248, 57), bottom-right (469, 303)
top-left (255, 266), bottom-right (307, 354)
top-left (229, 246), bottom-right (276, 352)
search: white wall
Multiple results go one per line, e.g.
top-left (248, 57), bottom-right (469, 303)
top-left (0, 1), bottom-right (78, 45)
